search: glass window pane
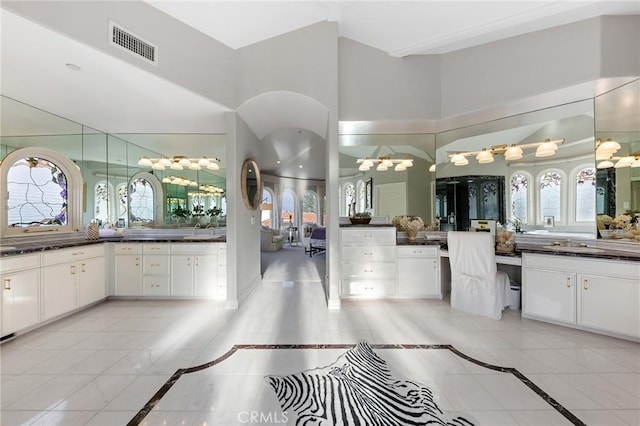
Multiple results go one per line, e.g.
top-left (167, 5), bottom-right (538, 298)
top-left (540, 171), bottom-right (561, 221)
top-left (576, 167), bottom-right (596, 221)
top-left (303, 190), bottom-right (318, 224)
top-left (510, 174), bottom-right (528, 224)
top-left (129, 178), bottom-right (154, 223)
top-left (7, 157), bottom-right (67, 227)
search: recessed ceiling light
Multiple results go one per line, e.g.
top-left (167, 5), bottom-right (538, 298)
top-left (276, 160), bottom-right (281, 164)
top-left (299, 164), bottom-right (303, 168)
top-left (65, 63), bottom-right (81, 71)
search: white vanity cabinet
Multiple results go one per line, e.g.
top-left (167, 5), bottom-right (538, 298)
top-left (1, 253), bottom-right (41, 337)
top-left (113, 243), bottom-right (142, 296)
top-left (142, 244), bottom-right (170, 296)
top-left (170, 244), bottom-right (219, 298)
top-left (340, 227), bottom-right (397, 297)
top-left (522, 253), bottom-right (640, 339)
top-left (42, 244), bottom-right (105, 320)
top-left (396, 245), bottom-right (441, 297)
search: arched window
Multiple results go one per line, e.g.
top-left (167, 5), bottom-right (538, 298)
top-left (468, 186), bottom-right (478, 219)
top-left (344, 182), bottom-right (355, 216)
top-left (94, 181), bottom-right (114, 225)
top-left (510, 173), bottom-right (529, 224)
top-left (303, 190), bottom-right (319, 225)
top-left (127, 172), bottom-right (163, 226)
top-left (116, 183), bottom-right (128, 227)
top-left (575, 166), bottom-right (596, 222)
top-left (356, 180), bottom-right (366, 213)
top-left (539, 170), bottom-right (562, 223)
top-left (282, 190), bottom-right (296, 227)
top-left (1, 147), bottom-right (82, 236)
top-left (261, 188), bottom-right (275, 227)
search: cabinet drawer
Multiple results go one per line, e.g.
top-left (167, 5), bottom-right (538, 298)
top-left (341, 245), bottom-right (396, 262)
top-left (397, 246), bottom-right (438, 257)
top-left (0, 253), bottom-right (40, 272)
top-left (143, 255), bottom-right (170, 275)
top-left (143, 276), bottom-right (170, 296)
top-left (113, 243), bottom-right (142, 255)
top-left (170, 243), bottom-right (219, 254)
top-left (341, 261), bottom-right (396, 279)
top-left (143, 244), bottom-right (169, 254)
top-left (523, 253), bottom-right (640, 279)
top-left (42, 244), bottom-right (105, 265)
top-left (341, 279), bottom-right (396, 296)
top-left (341, 228), bottom-right (395, 244)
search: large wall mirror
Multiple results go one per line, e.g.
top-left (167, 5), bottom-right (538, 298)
top-left (0, 96), bottom-right (226, 232)
top-left (339, 133), bottom-right (436, 226)
top-left (436, 99), bottom-right (596, 236)
top-left (594, 78), bottom-right (640, 241)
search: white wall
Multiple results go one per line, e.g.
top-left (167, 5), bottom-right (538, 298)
top-left (2, 0), bottom-right (237, 108)
top-left (226, 113), bottom-right (262, 308)
top-left (338, 38), bottom-right (441, 121)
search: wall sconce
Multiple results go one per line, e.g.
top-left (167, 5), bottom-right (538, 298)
top-left (138, 155), bottom-right (221, 171)
top-left (356, 156), bottom-right (414, 171)
top-left (448, 138), bottom-right (564, 166)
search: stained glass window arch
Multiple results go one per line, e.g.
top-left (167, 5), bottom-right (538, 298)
top-left (127, 172), bottom-right (162, 226)
top-left (573, 165), bottom-right (596, 222)
top-left (538, 169), bottom-right (564, 224)
top-left (94, 180), bottom-right (115, 225)
top-left (356, 180), bottom-right (366, 213)
top-left (509, 171), bottom-right (531, 226)
top-left (1, 147), bottom-right (83, 236)
top-left (343, 182), bottom-right (355, 216)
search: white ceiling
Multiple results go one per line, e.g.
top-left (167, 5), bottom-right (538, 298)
top-left (2, 1), bottom-right (639, 181)
top-left (147, 1), bottom-right (640, 56)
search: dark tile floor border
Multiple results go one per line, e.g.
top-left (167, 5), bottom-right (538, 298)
top-left (128, 343), bottom-right (586, 426)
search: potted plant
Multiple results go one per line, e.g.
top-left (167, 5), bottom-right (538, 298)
top-left (350, 211), bottom-right (372, 225)
top-left (172, 205), bottom-right (189, 224)
top-left (206, 206), bottom-right (223, 227)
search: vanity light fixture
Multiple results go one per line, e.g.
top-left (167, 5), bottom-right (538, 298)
top-left (596, 154), bottom-right (640, 169)
top-left (448, 138), bottom-right (564, 166)
top-left (137, 155), bottom-right (221, 171)
top-left (429, 164), bottom-right (436, 172)
top-left (161, 175), bottom-right (198, 186)
top-left (357, 156), bottom-right (413, 172)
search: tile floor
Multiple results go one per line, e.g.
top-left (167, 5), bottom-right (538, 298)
top-left (1, 280), bottom-right (639, 425)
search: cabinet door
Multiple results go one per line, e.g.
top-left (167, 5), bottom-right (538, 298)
top-left (171, 255), bottom-right (194, 296)
top-left (523, 268), bottom-right (575, 324)
top-left (2, 269), bottom-right (40, 336)
top-left (194, 254), bottom-right (218, 297)
top-left (43, 263), bottom-right (78, 320)
top-left (578, 274), bottom-right (640, 338)
top-left (114, 254), bottom-right (142, 296)
top-left (397, 257), bottom-right (440, 297)
top-left (78, 257), bottom-right (106, 306)
top-left (143, 276), bottom-right (170, 296)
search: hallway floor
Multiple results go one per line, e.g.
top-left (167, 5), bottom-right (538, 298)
top-left (1, 281), bottom-right (639, 425)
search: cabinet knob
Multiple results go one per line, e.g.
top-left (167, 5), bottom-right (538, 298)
top-left (70, 265), bottom-right (76, 275)
top-left (583, 278), bottom-right (589, 290)
top-left (4, 278), bottom-right (11, 290)
top-left (566, 276), bottom-right (571, 288)
top-left (81, 263), bottom-right (86, 273)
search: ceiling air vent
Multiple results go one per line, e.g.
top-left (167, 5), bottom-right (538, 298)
top-left (109, 21), bottom-right (157, 66)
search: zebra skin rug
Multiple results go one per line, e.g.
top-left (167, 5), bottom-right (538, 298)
top-left (267, 341), bottom-right (477, 425)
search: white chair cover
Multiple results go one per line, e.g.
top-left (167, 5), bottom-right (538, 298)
top-left (447, 231), bottom-right (511, 319)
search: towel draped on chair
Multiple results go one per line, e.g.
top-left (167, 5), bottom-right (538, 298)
top-left (447, 231), bottom-right (511, 319)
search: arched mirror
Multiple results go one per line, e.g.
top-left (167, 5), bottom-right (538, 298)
top-left (241, 158), bottom-right (262, 211)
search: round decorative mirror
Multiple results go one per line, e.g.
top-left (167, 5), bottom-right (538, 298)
top-left (241, 158), bottom-right (262, 211)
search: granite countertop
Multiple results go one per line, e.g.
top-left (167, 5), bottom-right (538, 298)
top-left (516, 243), bottom-right (640, 262)
top-left (340, 223), bottom-right (395, 227)
top-left (0, 231), bottom-right (226, 257)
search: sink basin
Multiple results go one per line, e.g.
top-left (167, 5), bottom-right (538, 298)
top-left (182, 235), bottom-right (224, 241)
top-left (542, 245), bottom-right (604, 254)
